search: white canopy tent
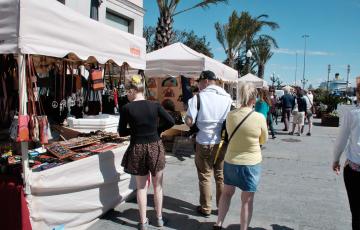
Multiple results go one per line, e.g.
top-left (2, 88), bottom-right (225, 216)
top-left (146, 42), bottom-right (238, 82)
top-left (238, 73), bottom-right (268, 88)
top-left (0, 0), bottom-right (146, 69)
top-left (0, 0), bottom-right (146, 229)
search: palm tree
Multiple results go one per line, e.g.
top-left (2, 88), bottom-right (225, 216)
top-left (214, 10), bottom-right (243, 68)
top-left (238, 11), bottom-right (279, 75)
top-left (155, 0), bottom-right (228, 50)
top-left (252, 37), bottom-right (274, 78)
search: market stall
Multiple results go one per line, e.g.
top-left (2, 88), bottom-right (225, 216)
top-left (0, 0), bottom-right (146, 229)
top-left (145, 42), bottom-right (238, 110)
top-left (145, 43), bottom-right (237, 152)
top-left (238, 73), bottom-right (268, 88)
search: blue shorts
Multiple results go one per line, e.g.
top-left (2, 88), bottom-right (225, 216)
top-left (224, 162), bottom-right (261, 192)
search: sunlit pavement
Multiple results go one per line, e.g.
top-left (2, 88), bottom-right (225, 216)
top-left (89, 116), bottom-right (351, 230)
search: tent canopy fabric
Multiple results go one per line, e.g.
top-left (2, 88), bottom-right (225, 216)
top-left (146, 42), bottom-right (238, 82)
top-left (0, 0), bottom-right (146, 69)
top-left (238, 73), bottom-right (268, 88)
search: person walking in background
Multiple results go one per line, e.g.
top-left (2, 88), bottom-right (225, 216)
top-left (280, 88), bottom-right (295, 131)
top-left (161, 99), bottom-right (183, 125)
top-left (289, 90), bottom-right (307, 136)
top-left (255, 88), bottom-right (276, 139)
top-left (332, 90), bottom-right (360, 230)
top-left (118, 75), bottom-right (175, 230)
top-left (185, 70), bottom-right (232, 217)
top-left (303, 90), bottom-right (314, 136)
top-left (214, 82), bottom-right (268, 230)
top-left (269, 89), bottom-right (279, 125)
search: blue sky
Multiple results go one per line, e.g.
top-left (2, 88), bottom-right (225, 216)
top-left (143, 0), bottom-right (360, 88)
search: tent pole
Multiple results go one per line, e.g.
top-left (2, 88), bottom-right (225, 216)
top-left (18, 54), bottom-right (31, 195)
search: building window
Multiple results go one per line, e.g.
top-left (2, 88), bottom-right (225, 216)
top-left (90, 0), bottom-right (102, 21)
top-left (106, 9), bottom-right (133, 34)
top-left (57, 0), bottom-right (65, 4)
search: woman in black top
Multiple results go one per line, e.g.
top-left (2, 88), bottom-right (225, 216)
top-left (118, 75), bottom-right (174, 230)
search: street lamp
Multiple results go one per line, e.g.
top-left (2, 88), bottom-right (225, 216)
top-left (294, 52), bottom-right (298, 86)
top-left (246, 49), bottom-right (252, 74)
top-left (302, 34), bottom-right (309, 89)
top-left (327, 64), bottom-right (331, 91)
top-left (301, 79), bottom-right (308, 88)
top-left (346, 64), bottom-right (350, 95)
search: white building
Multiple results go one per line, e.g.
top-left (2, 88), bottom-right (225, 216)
top-left (57, 0), bottom-right (144, 37)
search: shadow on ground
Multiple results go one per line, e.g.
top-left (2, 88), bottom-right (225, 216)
top-left (227, 224), bottom-right (294, 230)
top-left (101, 195), bottom-right (217, 229)
top-left (101, 195), bottom-right (296, 230)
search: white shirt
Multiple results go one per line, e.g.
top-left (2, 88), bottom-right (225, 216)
top-left (186, 85), bottom-right (232, 145)
top-left (333, 106), bottom-right (360, 164)
top-left (303, 93), bottom-right (313, 110)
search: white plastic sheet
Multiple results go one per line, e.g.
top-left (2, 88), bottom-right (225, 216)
top-left (27, 145), bottom-right (135, 230)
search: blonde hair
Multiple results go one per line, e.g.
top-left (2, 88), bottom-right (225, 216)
top-left (237, 82), bottom-right (257, 107)
top-left (125, 75), bottom-right (144, 92)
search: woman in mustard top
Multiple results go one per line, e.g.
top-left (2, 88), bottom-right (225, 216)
top-left (214, 83), bottom-right (268, 230)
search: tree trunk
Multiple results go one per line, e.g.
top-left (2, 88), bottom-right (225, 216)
top-left (155, 10), bottom-right (173, 50)
top-left (258, 64), bottom-right (264, 79)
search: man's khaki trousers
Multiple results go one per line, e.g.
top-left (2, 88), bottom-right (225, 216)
top-left (195, 143), bottom-right (226, 214)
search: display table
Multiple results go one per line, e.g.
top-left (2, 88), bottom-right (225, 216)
top-left (67, 114), bottom-right (119, 133)
top-left (26, 144), bottom-right (134, 230)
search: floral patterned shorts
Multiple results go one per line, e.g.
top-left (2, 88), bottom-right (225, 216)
top-left (121, 140), bottom-right (166, 176)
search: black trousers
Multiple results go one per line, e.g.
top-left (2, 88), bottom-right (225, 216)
top-left (344, 165), bottom-right (360, 230)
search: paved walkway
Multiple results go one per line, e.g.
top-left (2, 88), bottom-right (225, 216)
top-left (88, 117), bottom-right (351, 230)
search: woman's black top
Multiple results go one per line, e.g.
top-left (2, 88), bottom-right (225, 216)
top-left (118, 100), bottom-right (175, 144)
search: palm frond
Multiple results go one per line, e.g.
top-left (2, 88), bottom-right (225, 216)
top-left (173, 0), bottom-right (228, 16)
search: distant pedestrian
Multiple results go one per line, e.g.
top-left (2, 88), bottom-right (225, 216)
top-left (303, 90), bottom-right (314, 136)
top-left (214, 82), bottom-right (268, 230)
top-left (118, 75), bottom-right (175, 230)
top-left (289, 90), bottom-right (307, 136)
top-left (280, 88), bottom-right (295, 131)
top-left (333, 93), bottom-right (360, 230)
top-left (255, 88), bottom-right (276, 139)
top-left (269, 90), bottom-right (279, 125)
top-left (185, 70), bottom-right (232, 217)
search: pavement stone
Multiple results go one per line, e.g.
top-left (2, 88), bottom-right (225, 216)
top-left (88, 117), bottom-right (351, 230)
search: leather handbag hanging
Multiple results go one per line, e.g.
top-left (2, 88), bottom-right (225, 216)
top-left (90, 64), bottom-right (104, 91)
top-left (27, 55), bottom-right (40, 142)
top-left (16, 55), bottom-right (30, 142)
top-left (30, 56), bottom-right (51, 143)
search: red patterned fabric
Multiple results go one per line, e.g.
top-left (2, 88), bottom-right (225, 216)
top-left (0, 175), bottom-right (32, 230)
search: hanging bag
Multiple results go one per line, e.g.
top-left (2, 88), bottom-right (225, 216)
top-left (29, 56), bottom-right (51, 143)
top-left (27, 55), bottom-right (40, 142)
top-left (16, 55), bottom-right (30, 142)
top-left (90, 64), bottom-right (104, 91)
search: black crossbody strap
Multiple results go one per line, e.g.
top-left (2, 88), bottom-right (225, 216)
top-left (228, 110), bottom-right (254, 144)
top-left (194, 94), bottom-right (200, 122)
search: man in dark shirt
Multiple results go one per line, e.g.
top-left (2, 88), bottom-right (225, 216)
top-left (280, 89), bottom-right (295, 131)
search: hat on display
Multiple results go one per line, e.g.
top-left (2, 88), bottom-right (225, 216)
top-left (198, 70), bottom-right (217, 81)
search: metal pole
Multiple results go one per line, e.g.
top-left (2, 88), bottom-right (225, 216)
top-left (302, 34), bottom-right (309, 89)
top-left (327, 64), bottom-right (331, 91)
top-left (346, 64), bottom-right (350, 95)
top-left (294, 52), bottom-right (298, 86)
top-left (18, 54), bottom-right (31, 195)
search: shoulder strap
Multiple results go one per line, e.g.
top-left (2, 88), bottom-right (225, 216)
top-left (228, 110), bottom-right (254, 144)
top-left (305, 95), bottom-right (313, 107)
top-left (194, 93), bottom-right (200, 122)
